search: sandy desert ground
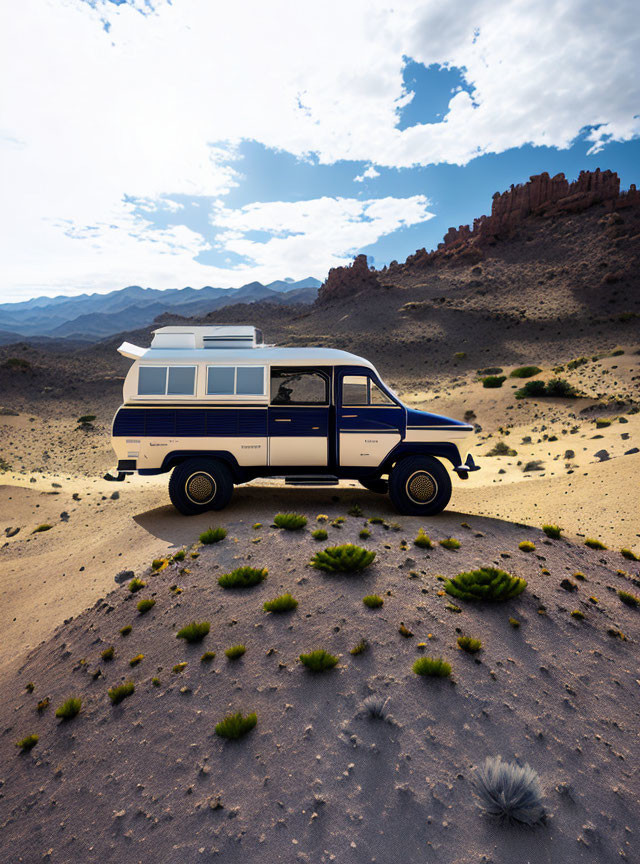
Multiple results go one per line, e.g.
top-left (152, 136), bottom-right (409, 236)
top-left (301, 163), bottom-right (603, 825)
top-left (0, 334), bottom-right (639, 863)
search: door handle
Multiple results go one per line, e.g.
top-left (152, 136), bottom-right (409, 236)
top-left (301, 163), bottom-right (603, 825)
top-left (341, 414), bottom-right (358, 418)
top-left (274, 418), bottom-right (291, 422)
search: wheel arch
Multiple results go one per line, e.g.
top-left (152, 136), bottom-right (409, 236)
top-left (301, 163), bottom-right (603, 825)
top-left (161, 450), bottom-right (246, 483)
top-left (380, 441), bottom-right (463, 474)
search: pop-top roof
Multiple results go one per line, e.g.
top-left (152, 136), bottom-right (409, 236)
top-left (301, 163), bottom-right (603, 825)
top-left (150, 325), bottom-right (263, 350)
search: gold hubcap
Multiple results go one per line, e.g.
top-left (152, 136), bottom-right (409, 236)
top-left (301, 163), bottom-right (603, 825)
top-left (406, 471), bottom-right (437, 504)
top-left (186, 472), bottom-right (216, 504)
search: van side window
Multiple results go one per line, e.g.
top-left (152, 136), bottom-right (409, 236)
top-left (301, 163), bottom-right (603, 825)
top-left (138, 366), bottom-right (196, 396)
top-left (342, 375), bottom-right (395, 406)
top-left (206, 366), bottom-right (265, 396)
top-left (138, 366), bottom-right (167, 395)
top-left (270, 368), bottom-right (328, 405)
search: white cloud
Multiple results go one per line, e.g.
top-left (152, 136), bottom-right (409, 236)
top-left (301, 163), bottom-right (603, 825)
top-left (354, 166), bottom-right (381, 182)
top-left (0, 0), bottom-right (638, 300)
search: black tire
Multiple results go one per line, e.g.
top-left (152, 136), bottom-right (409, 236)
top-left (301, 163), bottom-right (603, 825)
top-left (168, 458), bottom-right (233, 516)
top-left (359, 477), bottom-right (389, 495)
top-left (388, 455), bottom-right (452, 516)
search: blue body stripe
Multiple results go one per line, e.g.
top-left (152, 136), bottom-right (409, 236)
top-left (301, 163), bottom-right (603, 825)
top-left (113, 407), bottom-right (268, 437)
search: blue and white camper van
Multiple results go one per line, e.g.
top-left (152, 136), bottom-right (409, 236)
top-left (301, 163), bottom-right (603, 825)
top-left (107, 325), bottom-right (478, 515)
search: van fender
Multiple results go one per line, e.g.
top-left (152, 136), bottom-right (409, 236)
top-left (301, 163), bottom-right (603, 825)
top-left (380, 441), bottom-right (464, 474)
top-left (138, 450), bottom-right (247, 483)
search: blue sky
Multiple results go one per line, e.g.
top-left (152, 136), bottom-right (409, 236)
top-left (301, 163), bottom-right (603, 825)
top-left (1, 0), bottom-right (639, 300)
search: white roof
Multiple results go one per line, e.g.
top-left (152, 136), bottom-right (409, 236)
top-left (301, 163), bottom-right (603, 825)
top-left (118, 341), bottom-right (375, 370)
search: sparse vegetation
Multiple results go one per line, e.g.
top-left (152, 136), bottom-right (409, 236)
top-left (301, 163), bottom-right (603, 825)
top-left (299, 649), bottom-right (339, 672)
top-left (457, 636), bottom-right (482, 653)
top-left (398, 623), bottom-right (413, 637)
top-left (32, 523), bottom-right (52, 534)
top-left (348, 504), bottom-right (363, 517)
top-left (199, 527), bottom-right (227, 544)
top-left (151, 558), bottom-right (168, 571)
top-left (618, 590), bottom-right (639, 608)
top-left (225, 644), bottom-right (246, 660)
top-left (350, 638), bottom-right (368, 655)
top-left (571, 609), bottom-right (585, 620)
top-left (414, 529), bottom-right (433, 549)
top-left (311, 528), bottom-right (328, 541)
top-left (36, 697), bottom-right (49, 713)
top-left (595, 417), bottom-right (612, 428)
top-left (359, 528), bottom-right (371, 539)
top-left (218, 566), bottom-right (267, 589)
top-left (263, 593), bottom-right (298, 613)
top-left (621, 548), bottom-right (639, 561)
top-left (137, 598), bottom-right (155, 614)
top-left (119, 624), bottom-right (132, 637)
top-left (413, 656), bottom-right (451, 677)
top-left (515, 378), bottom-right (578, 399)
top-left (445, 567), bottom-right (527, 602)
top-left (172, 549), bottom-right (186, 562)
top-left (3, 357), bottom-right (31, 370)
top-left (542, 524), bottom-right (562, 539)
top-left (363, 594), bottom-right (384, 608)
top-left (108, 682), bottom-right (135, 705)
top-left (16, 734), bottom-right (39, 752)
top-left (129, 654), bottom-right (144, 667)
top-left (439, 537), bottom-right (461, 550)
top-left (200, 651), bottom-right (216, 662)
top-left (55, 697), bottom-right (82, 721)
top-left (101, 646), bottom-right (114, 661)
top-left (152, 677), bottom-right (160, 686)
top-left (486, 441), bottom-right (517, 457)
top-left (273, 512), bottom-right (307, 530)
top-left (473, 756), bottom-right (545, 825)
top-left (481, 375), bottom-right (507, 388)
top-left (363, 695), bottom-right (391, 721)
top-left (215, 712), bottom-right (257, 740)
top-left (510, 366), bottom-right (542, 378)
top-left (77, 414), bottom-right (96, 425)
top-left (509, 617), bottom-right (520, 628)
top-left (176, 620), bottom-right (210, 643)
top-left (128, 577), bottom-right (146, 593)
top-left (172, 662), bottom-right (187, 673)
top-left (518, 540), bottom-right (535, 552)
top-left (584, 538), bottom-right (607, 550)
top-left (310, 544), bottom-right (375, 573)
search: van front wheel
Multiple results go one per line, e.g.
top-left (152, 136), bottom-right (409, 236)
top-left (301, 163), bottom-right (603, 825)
top-left (389, 455), bottom-right (451, 516)
top-left (169, 458), bottom-right (233, 515)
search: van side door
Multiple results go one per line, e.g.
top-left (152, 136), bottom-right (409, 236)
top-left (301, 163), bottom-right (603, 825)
top-left (268, 366), bottom-right (331, 467)
top-left (337, 369), bottom-right (405, 467)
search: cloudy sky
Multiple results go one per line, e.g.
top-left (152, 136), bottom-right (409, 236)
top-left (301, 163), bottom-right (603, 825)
top-left (1, 0), bottom-right (639, 302)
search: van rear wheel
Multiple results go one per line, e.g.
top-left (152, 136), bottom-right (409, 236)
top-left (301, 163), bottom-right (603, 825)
top-left (169, 458), bottom-right (233, 515)
top-left (389, 455), bottom-right (451, 516)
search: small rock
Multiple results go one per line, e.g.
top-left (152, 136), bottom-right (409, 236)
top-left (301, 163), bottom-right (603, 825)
top-left (594, 449), bottom-right (610, 462)
top-left (110, 491), bottom-right (120, 500)
top-left (624, 447), bottom-right (639, 455)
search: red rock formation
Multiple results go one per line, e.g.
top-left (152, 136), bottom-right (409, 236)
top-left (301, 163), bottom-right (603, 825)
top-left (316, 254), bottom-right (382, 305)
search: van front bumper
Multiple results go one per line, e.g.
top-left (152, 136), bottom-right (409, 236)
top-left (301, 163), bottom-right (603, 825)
top-left (454, 453), bottom-right (480, 480)
top-left (103, 459), bottom-right (137, 481)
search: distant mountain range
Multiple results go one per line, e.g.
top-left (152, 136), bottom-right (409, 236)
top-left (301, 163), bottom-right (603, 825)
top-left (0, 278), bottom-right (321, 344)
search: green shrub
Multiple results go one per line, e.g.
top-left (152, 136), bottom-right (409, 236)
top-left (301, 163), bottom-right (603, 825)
top-left (509, 617), bottom-right (520, 628)
top-left (542, 524), bottom-right (562, 539)
top-left (152, 677), bottom-right (161, 686)
top-left (571, 609), bottom-right (585, 620)
top-left (510, 366), bottom-right (542, 378)
top-left (101, 646), bottom-right (114, 661)
top-left (108, 682), bottom-right (135, 705)
top-left (310, 544), bottom-right (376, 573)
top-left (413, 656), bottom-right (452, 677)
top-left (368, 516), bottom-right (386, 524)
top-left (481, 375), bottom-right (507, 388)
top-left (172, 549), bottom-right (186, 562)
top-left (273, 512), bottom-right (307, 530)
top-left (544, 378), bottom-right (579, 397)
top-left (414, 529), bottom-right (433, 549)
top-left (119, 624), bottom-right (132, 637)
top-left (595, 418), bottom-right (612, 428)
top-left (618, 590), bottom-right (639, 608)
top-left (77, 414), bottom-right (96, 424)
top-left (453, 351), bottom-right (466, 360)
top-left (567, 356), bottom-right (588, 370)
top-left (218, 566), bottom-right (267, 589)
top-left (129, 654), bottom-right (144, 667)
top-left (199, 527), bottom-right (227, 544)
top-left (331, 516), bottom-right (345, 527)
top-left (128, 577), bottom-right (146, 593)
top-left (621, 548), bottom-right (639, 561)
top-left (151, 558), bottom-right (168, 571)
top-left (312, 528), bottom-right (328, 541)
top-left (55, 697), bottom-right (82, 720)
top-left (16, 733), bottom-right (39, 751)
top-left (176, 621), bottom-right (210, 643)
top-left (515, 380), bottom-right (547, 399)
top-left (457, 636), bottom-right (482, 653)
top-left (585, 538), bottom-right (607, 550)
top-left (439, 537), bottom-right (461, 550)
top-left (348, 504), bottom-right (364, 517)
top-left (3, 357), bottom-right (31, 370)
top-left (137, 598), bottom-right (155, 615)
top-left (445, 567), bottom-right (527, 602)
top-left (215, 712), bottom-right (257, 740)
top-left (359, 528), bottom-right (371, 539)
top-left (518, 540), bottom-right (535, 552)
top-left (299, 649), bottom-right (339, 672)
top-left (486, 440), bottom-right (517, 457)
top-left (350, 638), bottom-right (368, 655)
top-left (200, 651), bottom-right (216, 662)
top-left (32, 523), bottom-right (52, 534)
top-left (36, 697), bottom-right (50, 713)
top-left (173, 662), bottom-right (187, 674)
top-left (225, 644), bottom-right (246, 660)
top-left (263, 593), bottom-right (298, 613)
top-left (363, 594), bottom-right (384, 608)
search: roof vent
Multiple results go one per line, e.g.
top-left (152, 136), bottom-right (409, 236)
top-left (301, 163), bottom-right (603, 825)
top-left (150, 326), bottom-right (263, 349)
